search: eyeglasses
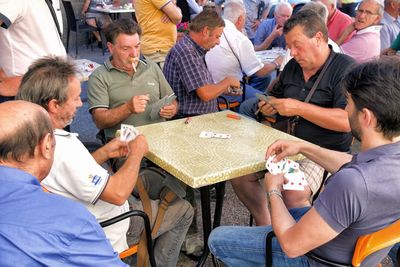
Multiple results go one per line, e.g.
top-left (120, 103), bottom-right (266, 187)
top-left (356, 9), bottom-right (378, 16)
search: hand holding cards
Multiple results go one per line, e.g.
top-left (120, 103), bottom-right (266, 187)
top-left (120, 124), bottom-right (139, 142)
top-left (149, 93), bottom-right (177, 120)
top-left (266, 155), bottom-right (307, 191)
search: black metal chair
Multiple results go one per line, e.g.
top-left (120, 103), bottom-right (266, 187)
top-left (62, 0), bottom-right (99, 56)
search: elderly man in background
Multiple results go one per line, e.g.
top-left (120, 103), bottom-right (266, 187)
top-left (0, 101), bottom-right (127, 266)
top-left (314, 0), bottom-right (354, 43)
top-left (336, 0), bottom-right (383, 62)
top-left (380, 0), bottom-right (400, 50)
top-left (206, 2), bottom-right (282, 103)
top-left (254, 2), bottom-right (293, 51)
top-left (164, 9), bottom-right (240, 118)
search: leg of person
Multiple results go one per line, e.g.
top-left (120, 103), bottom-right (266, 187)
top-left (126, 196), bottom-right (194, 267)
top-left (388, 242), bottom-right (400, 266)
top-left (244, 84), bottom-right (266, 100)
top-left (239, 97), bottom-right (260, 120)
top-left (208, 207), bottom-right (311, 267)
top-left (248, 73), bottom-right (272, 92)
top-left (282, 158), bottom-right (325, 209)
top-left (230, 172), bottom-right (271, 225)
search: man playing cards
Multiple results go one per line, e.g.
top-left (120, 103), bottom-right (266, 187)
top-left (209, 57), bottom-right (400, 266)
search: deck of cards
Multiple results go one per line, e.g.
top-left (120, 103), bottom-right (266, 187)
top-left (266, 155), bottom-right (308, 191)
top-left (199, 131), bottom-right (231, 139)
top-left (149, 93), bottom-right (177, 120)
top-left (120, 124), bottom-right (139, 142)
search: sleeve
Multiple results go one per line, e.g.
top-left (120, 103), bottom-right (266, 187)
top-left (155, 64), bottom-right (174, 98)
top-left (66, 220), bottom-right (128, 266)
top-left (390, 33), bottom-right (400, 50)
top-left (44, 135), bottom-right (110, 204)
top-left (380, 25), bottom-right (391, 51)
top-left (177, 50), bottom-right (212, 94)
top-left (152, 0), bottom-right (172, 10)
top-left (238, 38), bottom-right (264, 77)
top-left (253, 20), bottom-right (269, 45)
top-left (0, 0), bottom-right (24, 29)
top-left (87, 68), bottom-right (110, 111)
top-left (187, 0), bottom-right (202, 14)
top-left (313, 168), bottom-right (368, 233)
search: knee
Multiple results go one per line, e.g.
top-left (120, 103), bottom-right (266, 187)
top-left (208, 226), bottom-right (229, 256)
top-left (180, 199), bottom-right (195, 224)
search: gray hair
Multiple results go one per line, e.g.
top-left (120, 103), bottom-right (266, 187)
top-left (0, 101), bottom-right (53, 162)
top-left (301, 2), bottom-right (329, 23)
top-left (223, 2), bottom-right (246, 23)
top-left (275, 2), bottom-right (293, 15)
top-left (16, 56), bottom-right (76, 110)
top-left (359, 0), bottom-right (384, 17)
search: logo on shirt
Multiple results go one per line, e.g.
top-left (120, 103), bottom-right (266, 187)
top-left (89, 174), bottom-right (103, 186)
top-left (147, 82), bottom-right (155, 86)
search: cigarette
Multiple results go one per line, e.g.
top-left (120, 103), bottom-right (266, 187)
top-left (254, 103), bottom-right (265, 116)
top-left (129, 57), bottom-right (138, 72)
top-left (184, 117), bottom-right (192, 124)
top-left (132, 62), bottom-right (137, 72)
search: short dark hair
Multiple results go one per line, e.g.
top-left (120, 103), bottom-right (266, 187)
top-left (343, 57), bottom-right (400, 140)
top-left (105, 18), bottom-right (142, 44)
top-left (189, 9), bottom-right (225, 33)
top-left (0, 102), bottom-right (53, 162)
top-left (283, 9), bottom-right (328, 42)
top-left (16, 56), bottom-right (76, 110)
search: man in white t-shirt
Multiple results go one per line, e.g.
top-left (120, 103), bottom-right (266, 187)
top-left (206, 2), bottom-right (282, 103)
top-left (17, 56), bottom-right (194, 267)
top-left (0, 0), bottom-right (66, 98)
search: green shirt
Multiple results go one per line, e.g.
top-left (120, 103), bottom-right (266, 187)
top-left (88, 57), bottom-right (174, 138)
top-left (390, 33), bottom-right (400, 51)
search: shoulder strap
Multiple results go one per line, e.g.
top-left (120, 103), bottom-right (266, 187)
top-left (304, 51), bottom-right (335, 103)
top-left (44, 0), bottom-right (62, 38)
top-left (223, 31), bottom-right (243, 71)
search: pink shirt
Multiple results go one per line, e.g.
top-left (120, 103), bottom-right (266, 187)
top-left (340, 25), bottom-right (382, 62)
top-left (328, 9), bottom-right (354, 43)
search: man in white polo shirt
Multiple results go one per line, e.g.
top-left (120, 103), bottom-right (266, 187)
top-left (0, 0), bottom-right (66, 98)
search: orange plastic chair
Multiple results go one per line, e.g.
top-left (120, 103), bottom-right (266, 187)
top-left (265, 219), bottom-right (400, 267)
top-left (100, 210), bottom-right (157, 267)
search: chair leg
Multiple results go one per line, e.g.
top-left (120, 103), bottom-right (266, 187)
top-left (66, 29), bottom-right (70, 53)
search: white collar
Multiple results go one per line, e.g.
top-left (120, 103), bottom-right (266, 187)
top-left (356, 25), bottom-right (382, 35)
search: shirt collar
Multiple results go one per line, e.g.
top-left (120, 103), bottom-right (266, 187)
top-left (356, 25), bottom-right (382, 35)
top-left (104, 56), bottom-right (147, 72)
top-left (352, 141), bottom-right (400, 164)
top-left (184, 34), bottom-right (208, 55)
top-left (0, 166), bottom-right (41, 186)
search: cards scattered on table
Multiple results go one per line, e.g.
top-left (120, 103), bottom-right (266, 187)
top-left (199, 131), bottom-right (231, 139)
top-left (120, 124), bottom-right (139, 142)
top-left (266, 155), bottom-right (307, 191)
top-left (149, 93), bottom-right (177, 120)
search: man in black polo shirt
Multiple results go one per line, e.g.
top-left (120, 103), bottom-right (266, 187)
top-left (233, 10), bottom-right (354, 226)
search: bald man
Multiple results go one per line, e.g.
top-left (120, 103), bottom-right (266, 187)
top-left (0, 101), bottom-right (126, 266)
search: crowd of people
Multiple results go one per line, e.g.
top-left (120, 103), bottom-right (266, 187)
top-left (1, 0), bottom-right (400, 266)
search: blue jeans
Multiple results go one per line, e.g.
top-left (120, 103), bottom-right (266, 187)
top-left (389, 243), bottom-right (399, 266)
top-left (208, 207), bottom-right (311, 267)
top-left (239, 97), bottom-right (259, 120)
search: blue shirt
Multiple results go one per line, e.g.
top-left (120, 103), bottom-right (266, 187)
top-left (312, 142), bottom-right (400, 266)
top-left (164, 34), bottom-right (217, 116)
top-left (254, 18), bottom-right (286, 49)
top-left (0, 166), bottom-right (127, 267)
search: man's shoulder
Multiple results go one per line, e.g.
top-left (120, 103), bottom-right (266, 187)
top-left (330, 52), bottom-right (355, 69)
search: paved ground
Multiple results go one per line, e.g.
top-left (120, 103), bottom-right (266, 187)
top-left (70, 45), bottom-right (394, 267)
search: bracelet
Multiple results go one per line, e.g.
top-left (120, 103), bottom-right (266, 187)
top-left (267, 189), bottom-right (282, 201)
top-left (272, 61), bottom-right (280, 69)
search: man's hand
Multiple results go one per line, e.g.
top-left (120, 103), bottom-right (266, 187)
top-left (127, 134), bottom-right (149, 157)
top-left (271, 24), bottom-right (283, 38)
top-left (126, 94), bottom-right (150, 114)
top-left (269, 98), bottom-right (303, 117)
top-left (251, 19), bottom-right (261, 31)
top-left (381, 48), bottom-right (397, 56)
top-left (259, 100), bottom-right (277, 116)
top-left (264, 172), bottom-right (285, 192)
top-left (265, 140), bottom-right (303, 162)
top-left (103, 138), bottom-right (129, 159)
top-left (222, 77), bottom-right (241, 94)
top-left (160, 103), bottom-right (177, 119)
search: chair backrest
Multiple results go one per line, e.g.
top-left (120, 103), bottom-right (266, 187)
top-left (352, 219), bottom-right (400, 267)
top-left (62, 0), bottom-right (77, 31)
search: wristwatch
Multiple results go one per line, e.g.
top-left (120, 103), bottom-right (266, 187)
top-left (272, 60), bottom-right (280, 70)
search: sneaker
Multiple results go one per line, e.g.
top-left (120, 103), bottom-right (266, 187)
top-left (181, 233), bottom-right (203, 256)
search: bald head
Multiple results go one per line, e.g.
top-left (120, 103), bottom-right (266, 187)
top-left (0, 101), bottom-right (53, 165)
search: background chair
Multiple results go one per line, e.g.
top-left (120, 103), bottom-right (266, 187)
top-left (265, 218), bottom-right (400, 267)
top-left (100, 210), bottom-right (157, 267)
top-left (62, 0), bottom-right (99, 56)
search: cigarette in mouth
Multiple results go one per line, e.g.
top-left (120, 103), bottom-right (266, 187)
top-left (129, 57), bottom-right (138, 72)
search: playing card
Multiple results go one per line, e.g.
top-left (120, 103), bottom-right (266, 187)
top-left (282, 159), bottom-right (300, 174)
top-left (266, 155), bottom-right (287, 175)
top-left (149, 94), bottom-right (177, 120)
top-left (283, 171), bottom-right (308, 191)
top-left (199, 131), bottom-right (214, 138)
top-left (256, 93), bottom-right (269, 103)
top-left (163, 93), bottom-right (177, 106)
top-left (120, 124), bottom-right (139, 142)
top-left (214, 133), bottom-right (231, 139)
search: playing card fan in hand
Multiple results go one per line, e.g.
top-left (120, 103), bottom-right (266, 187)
top-left (120, 124), bottom-right (139, 142)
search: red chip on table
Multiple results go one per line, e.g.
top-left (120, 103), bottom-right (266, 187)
top-left (227, 114), bottom-right (241, 120)
top-left (184, 117), bottom-right (192, 124)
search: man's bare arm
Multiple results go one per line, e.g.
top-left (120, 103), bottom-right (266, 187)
top-left (161, 1), bottom-right (182, 24)
top-left (0, 69), bottom-right (21, 97)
